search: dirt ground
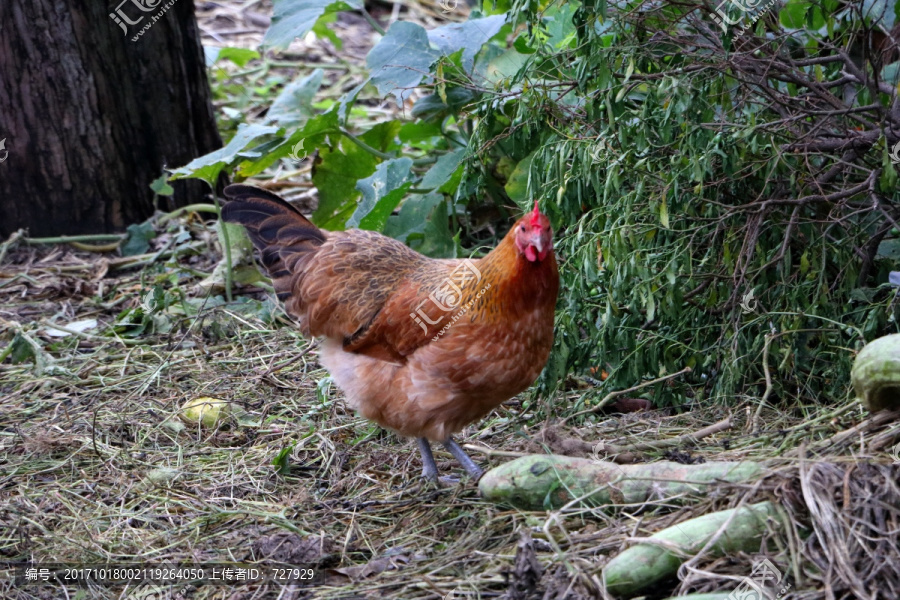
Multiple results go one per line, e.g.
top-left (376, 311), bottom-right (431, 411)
top-left (3, 2), bottom-right (900, 600)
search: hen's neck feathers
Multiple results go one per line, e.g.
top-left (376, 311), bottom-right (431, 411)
top-left (463, 229), bottom-right (559, 318)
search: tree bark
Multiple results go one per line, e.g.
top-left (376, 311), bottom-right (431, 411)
top-left (0, 0), bottom-right (222, 237)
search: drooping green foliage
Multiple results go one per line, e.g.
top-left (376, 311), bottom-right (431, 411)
top-left (172, 0), bottom-right (900, 413)
top-left (494, 0), bottom-right (900, 408)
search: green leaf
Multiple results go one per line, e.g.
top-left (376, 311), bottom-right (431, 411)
top-left (367, 21), bottom-right (440, 103)
top-left (416, 199), bottom-right (457, 258)
top-left (311, 120), bottom-right (399, 227)
top-left (862, 0), bottom-right (896, 28)
top-left (350, 157), bottom-right (414, 230)
top-left (312, 12), bottom-right (342, 49)
top-left (542, 3), bottom-right (578, 49)
top-left (780, 0), bottom-right (813, 28)
top-left (513, 34), bottom-right (537, 54)
top-left (237, 110), bottom-right (337, 177)
top-left (121, 221), bottom-right (156, 257)
top-left (882, 60), bottom-right (900, 86)
top-left (877, 238), bottom-right (900, 260)
top-left (426, 15), bottom-right (507, 72)
top-left (204, 46), bottom-right (260, 67)
top-left (337, 79), bottom-right (367, 123)
top-left (505, 150), bottom-right (537, 201)
top-left (267, 69), bottom-right (325, 126)
top-left (359, 120), bottom-right (403, 154)
top-left (312, 143), bottom-right (377, 227)
top-left (399, 121), bottom-right (443, 145)
top-left (264, 0), bottom-right (362, 50)
top-left (171, 123), bottom-right (280, 184)
top-left (478, 47), bottom-right (529, 85)
top-left (421, 149), bottom-right (465, 190)
top-left (272, 443), bottom-right (295, 475)
top-left (6, 334), bottom-right (36, 365)
top-left (150, 174), bottom-right (174, 196)
top-left (384, 193), bottom-right (444, 243)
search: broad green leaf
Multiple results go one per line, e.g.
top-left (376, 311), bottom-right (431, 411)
top-left (505, 150), bottom-right (537, 201)
top-left (426, 15), bottom-right (507, 72)
top-left (204, 47), bottom-right (260, 67)
top-left (312, 12), bottom-right (342, 49)
top-left (416, 198), bottom-right (457, 258)
top-left (121, 221), bottom-right (156, 257)
top-left (862, 0), bottom-right (896, 28)
top-left (318, 201), bottom-right (358, 231)
top-left (542, 3), bottom-right (578, 48)
top-left (399, 121), bottom-right (443, 145)
top-left (170, 123), bottom-right (280, 183)
top-left (7, 333), bottom-right (37, 365)
top-left (267, 69), bottom-right (325, 125)
top-left (350, 157), bottom-right (414, 230)
top-left (264, 0), bottom-right (362, 50)
top-left (150, 174), bottom-right (174, 196)
top-left (882, 60), bottom-right (900, 86)
top-left (780, 0), bottom-right (820, 28)
top-left (478, 47), bottom-right (529, 85)
top-left (237, 110), bottom-right (338, 177)
top-left (384, 193), bottom-right (444, 243)
top-left (367, 21), bottom-right (440, 103)
top-left (311, 122), bottom-right (399, 226)
top-left (514, 34), bottom-right (537, 54)
top-left (421, 149), bottom-right (465, 190)
top-left (877, 238), bottom-right (900, 260)
top-left (312, 142), bottom-right (377, 227)
top-left (359, 120), bottom-right (403, 155)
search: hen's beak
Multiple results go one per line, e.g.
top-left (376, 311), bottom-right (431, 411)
top-left (528, 231), bottom-right (544, 255)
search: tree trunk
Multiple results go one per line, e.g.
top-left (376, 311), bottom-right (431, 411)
top-left (0, 0), bottom-right (222, 237)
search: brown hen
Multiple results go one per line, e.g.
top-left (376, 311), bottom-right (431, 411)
top-left (222, 184), bottom-right (559, 481)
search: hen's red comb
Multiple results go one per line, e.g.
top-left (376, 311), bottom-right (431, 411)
top-left (530, 201), bottom-right (541, 227)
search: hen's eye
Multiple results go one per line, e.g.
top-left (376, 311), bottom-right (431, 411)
top-left (519, 225), bottom-right (526, 232)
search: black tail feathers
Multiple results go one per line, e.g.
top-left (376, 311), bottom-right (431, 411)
top-left (221, 185), bottom-right (326, 295)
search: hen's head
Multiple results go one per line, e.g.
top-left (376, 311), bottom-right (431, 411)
top-left (514, 202), bottom-right (553, 263)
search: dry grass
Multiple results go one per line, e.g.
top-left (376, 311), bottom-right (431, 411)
top-left (3, 2), bottom-right (900, 599)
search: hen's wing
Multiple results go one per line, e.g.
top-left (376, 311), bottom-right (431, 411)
top-left (222, 185), bottom-right (455, 362)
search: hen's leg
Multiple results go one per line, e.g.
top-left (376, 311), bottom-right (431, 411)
top-left (417, 437), bottom-right (439, 482)
top-left (443, 437), bottom-right (484, 480)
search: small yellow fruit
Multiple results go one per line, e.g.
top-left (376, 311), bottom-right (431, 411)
top-left (180, 397), bottom-right (230, 427)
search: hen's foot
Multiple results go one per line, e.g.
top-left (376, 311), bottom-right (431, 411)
top-left (417, 437), bottom-right (439, 482)
top-left (443, 437), bottom-right (484, 481)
